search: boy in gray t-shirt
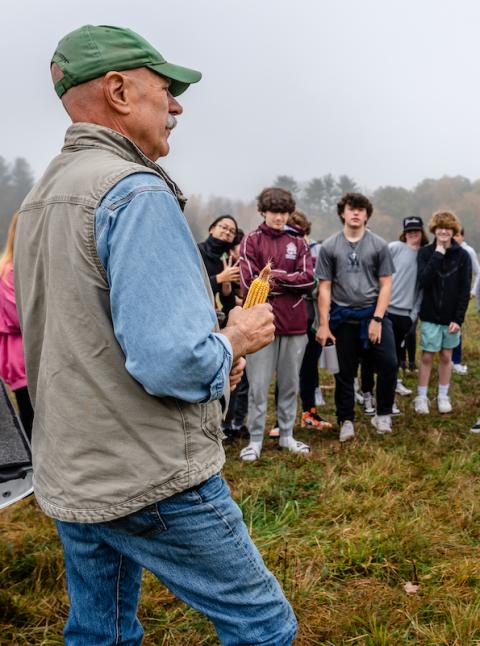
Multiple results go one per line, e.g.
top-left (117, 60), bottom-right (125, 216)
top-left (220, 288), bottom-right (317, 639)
top-left (315, 192), bottom-right (397, 442)
top-left (317, 230), bottom-right (394, 308)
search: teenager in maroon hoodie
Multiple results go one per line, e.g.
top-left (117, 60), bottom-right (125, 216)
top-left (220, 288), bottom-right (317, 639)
top-left (239, 187), bottom-right (315, 461)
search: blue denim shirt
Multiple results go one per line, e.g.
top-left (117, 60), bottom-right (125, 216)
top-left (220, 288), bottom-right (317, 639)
top-left (95, 172), bottom-right (233, 403)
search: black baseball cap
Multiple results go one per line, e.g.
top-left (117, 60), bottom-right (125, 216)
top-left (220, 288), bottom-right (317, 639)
top-left (403, 216), bottom-right (424, 231)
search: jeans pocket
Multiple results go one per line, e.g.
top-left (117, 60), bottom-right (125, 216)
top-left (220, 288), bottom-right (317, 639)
top-left (102, 503), bottom-right (166, 537)
top-left (195, 473), bottom-right (227, 503)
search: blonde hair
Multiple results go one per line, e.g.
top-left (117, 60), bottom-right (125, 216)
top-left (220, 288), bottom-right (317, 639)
top-left (428, 210), bottom-right (461, 236)
top-left (0, 212), bottom-right (20, 280)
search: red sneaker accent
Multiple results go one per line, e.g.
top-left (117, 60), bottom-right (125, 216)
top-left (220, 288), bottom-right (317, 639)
top-left (301, 408), bottom-right (333, 430)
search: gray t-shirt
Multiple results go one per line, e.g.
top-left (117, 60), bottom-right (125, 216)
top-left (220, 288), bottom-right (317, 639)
top-left (315, 230), bottom-right (394, 308)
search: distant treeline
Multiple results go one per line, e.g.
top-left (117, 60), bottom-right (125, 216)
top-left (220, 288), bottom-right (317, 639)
top-left (2, 159), bottom-right (480, 252)
top-left (185, 174), bottom-right (480, 250)
top-left (0, 157), bottom-right (34, 247)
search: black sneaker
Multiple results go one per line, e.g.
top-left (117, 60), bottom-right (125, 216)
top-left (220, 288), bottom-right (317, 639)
top-left (470, 418), bottom-right (480, 434)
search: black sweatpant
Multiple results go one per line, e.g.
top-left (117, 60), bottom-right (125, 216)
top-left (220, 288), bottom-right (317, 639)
top-left (224, 372), bottom-right (249, 428)
top-left (388, 313), bottom-right (414, 373)
top-left (400, 319), bottom-right (417, 366)
top-left (334, 317), bottom-right (397, 423)
top-left (299, 323), bottom-right (322, 411)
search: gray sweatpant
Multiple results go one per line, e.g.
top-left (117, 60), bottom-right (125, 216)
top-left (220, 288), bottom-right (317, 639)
top-left (246, 334), bottom-right (307, 443)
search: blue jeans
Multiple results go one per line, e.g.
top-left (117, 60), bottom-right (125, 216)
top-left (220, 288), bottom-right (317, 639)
top-left (55, 474), bottom-right (297, 645)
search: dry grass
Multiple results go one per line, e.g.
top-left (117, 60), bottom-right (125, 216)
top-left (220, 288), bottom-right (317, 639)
top-left (2, 304), bottom-right (480, 644)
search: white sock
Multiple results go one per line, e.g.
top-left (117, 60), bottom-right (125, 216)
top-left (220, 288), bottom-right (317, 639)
top-left (377, 414), bottom-right (391, 422)
top-left (417, 386), bottom-right (428, 397)
top-left (397, 379), bottom-right (403, 385)
top-left (438, 384), bottom-right (449, 397)
top-left (279, 435), bottom-right (296, 449)
top-left (247, 440), bottom-right (263, 454)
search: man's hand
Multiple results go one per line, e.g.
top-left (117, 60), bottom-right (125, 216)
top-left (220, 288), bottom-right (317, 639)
top-left (223, 304), bottom-right (275, 356)
top-left (368, 319), bottom-right (382, 344)
top-left (448, 321), bottom-right (460, 333)
top-left (229, 356), bottom-right (246, 391)
top-left (315, 324), bottom-right (335, 346)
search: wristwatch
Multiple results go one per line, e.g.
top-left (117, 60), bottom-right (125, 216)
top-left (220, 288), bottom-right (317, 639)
top-left (372, 315), bottom-right (383, 323)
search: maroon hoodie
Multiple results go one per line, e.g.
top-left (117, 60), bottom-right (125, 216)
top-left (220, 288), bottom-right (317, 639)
top-left (240, 222), bottom-right (314, 335)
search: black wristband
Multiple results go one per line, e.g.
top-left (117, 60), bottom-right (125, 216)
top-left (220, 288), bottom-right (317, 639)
top-left (372, 315), bottom-right (383, 323)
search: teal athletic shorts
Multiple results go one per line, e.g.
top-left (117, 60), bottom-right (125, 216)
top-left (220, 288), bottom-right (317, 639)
top-left (420, 321), bottom-right (460, 352)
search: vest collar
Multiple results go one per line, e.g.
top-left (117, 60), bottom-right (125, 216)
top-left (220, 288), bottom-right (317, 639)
top-left (62, 123), bottom-right (187, 210)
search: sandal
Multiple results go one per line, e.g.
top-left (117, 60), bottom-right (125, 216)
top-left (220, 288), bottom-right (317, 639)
top-left (240, 445), bottom-right (261, 462)
top-left (280, 439), bottom-right (310, 454)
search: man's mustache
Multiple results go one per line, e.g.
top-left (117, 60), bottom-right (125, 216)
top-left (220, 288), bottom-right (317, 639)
top-left (167, 115), bottom-right (177, 130)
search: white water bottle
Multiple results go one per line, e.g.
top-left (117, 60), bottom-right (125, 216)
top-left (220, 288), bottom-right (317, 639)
top-left (323, 339), bottom-right (339, 374)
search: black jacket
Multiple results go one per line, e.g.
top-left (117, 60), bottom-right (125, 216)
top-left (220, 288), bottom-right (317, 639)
top-left (198, 239), bottom-right (236, 315)
top-left (417, 240), bottom-right (472, 325)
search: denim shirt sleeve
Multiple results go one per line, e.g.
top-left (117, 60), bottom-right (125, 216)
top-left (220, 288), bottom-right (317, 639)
top-left (95, 172), bottom-right (232, 403)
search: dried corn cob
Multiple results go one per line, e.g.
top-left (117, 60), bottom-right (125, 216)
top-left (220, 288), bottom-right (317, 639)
top-left (243, 263), bottom-right (271, 309)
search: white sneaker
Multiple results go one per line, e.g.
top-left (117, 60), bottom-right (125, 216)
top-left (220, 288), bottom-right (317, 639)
top-left (371, 415), bottom-right (392, 434)
top-left (395, 380), bottom-right (412, 396)
top-left (470, 418), bottom-right (480, 434)
top-left (392, 401), bottom-right (401, 415)
top-left (363, 392), bottom-right (375, 416)
top-left (437, 394), bottom-right (452, 414)
top-left (452, 363), bottom-right (468, 375)
top-left (315, 387), bottom-right (326, 407)
top-left (354, 378), bottom-right (364, 405)
top-left (355, 390), bottom-right (365, 405)
top-left (414, 395), bottom-right (429, 414)
top-left (339, 420), bottom-right (355, 442)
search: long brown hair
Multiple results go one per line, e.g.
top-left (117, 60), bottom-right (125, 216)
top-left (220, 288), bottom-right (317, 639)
top-left (0, 212), bottom-right (20, 280)
top-left (399, 227), bottom-right (429, 246)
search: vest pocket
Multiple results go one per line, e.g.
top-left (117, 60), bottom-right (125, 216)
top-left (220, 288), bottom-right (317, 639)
top-left (200, 401), bottom-right (224, 441)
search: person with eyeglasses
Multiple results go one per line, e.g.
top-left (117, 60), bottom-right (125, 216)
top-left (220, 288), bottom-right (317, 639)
top-left (198, 215), bottom-right (240, 319)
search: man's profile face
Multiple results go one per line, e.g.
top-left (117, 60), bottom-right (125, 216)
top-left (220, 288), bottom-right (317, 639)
top-left (263, 211), bottom-right (289, 231)
top-left (342, 204), bottom-right (368, 229)
top-left (127, 69), bottom-right (183, 160)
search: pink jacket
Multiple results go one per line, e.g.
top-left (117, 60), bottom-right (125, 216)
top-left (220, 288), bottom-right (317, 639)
top-left (0, 263), bottom-right (27, 389)
top-left (240, 223), bottom-right (314, 335)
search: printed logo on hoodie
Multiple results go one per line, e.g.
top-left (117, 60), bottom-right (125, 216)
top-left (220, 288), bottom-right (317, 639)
top-left (285, 242), bottom-right (297, 260)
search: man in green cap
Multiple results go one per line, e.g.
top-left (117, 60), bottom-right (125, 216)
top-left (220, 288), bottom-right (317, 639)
top-left (14, 25), bottom-right (297, 645)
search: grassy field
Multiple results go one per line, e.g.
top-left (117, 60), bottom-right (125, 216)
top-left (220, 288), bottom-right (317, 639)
top-left (1, 305), bottom-right (480, 645)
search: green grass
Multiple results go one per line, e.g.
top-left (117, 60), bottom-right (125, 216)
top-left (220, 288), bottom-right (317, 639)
top-left (2, 304), bottom-right (480, 644)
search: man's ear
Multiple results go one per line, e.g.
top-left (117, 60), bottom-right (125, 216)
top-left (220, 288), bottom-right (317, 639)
top-left (103, 71), bottom-right (131, 115)
top-left (51, 63), bottom-right (64, 84)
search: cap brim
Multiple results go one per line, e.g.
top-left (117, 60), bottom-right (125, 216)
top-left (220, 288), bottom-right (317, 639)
top-left (147, 61), bottom-right (202, 96)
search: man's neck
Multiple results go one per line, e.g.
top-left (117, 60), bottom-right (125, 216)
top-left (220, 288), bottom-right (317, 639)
top-left (343, 224), bottom-right (366, 242)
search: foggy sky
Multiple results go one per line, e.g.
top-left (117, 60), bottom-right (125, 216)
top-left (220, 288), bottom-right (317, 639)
top-left (4, 0), bottom-right (480, 199)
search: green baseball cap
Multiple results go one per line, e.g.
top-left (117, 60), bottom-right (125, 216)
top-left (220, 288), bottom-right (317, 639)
top-left (51, 24), bottom-right (202, 98)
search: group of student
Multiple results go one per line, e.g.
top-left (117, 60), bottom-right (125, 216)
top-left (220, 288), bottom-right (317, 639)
top-left (198, 188), bottom-right (478, 460)
top-left (0, 188), bottom-right (478, 457)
